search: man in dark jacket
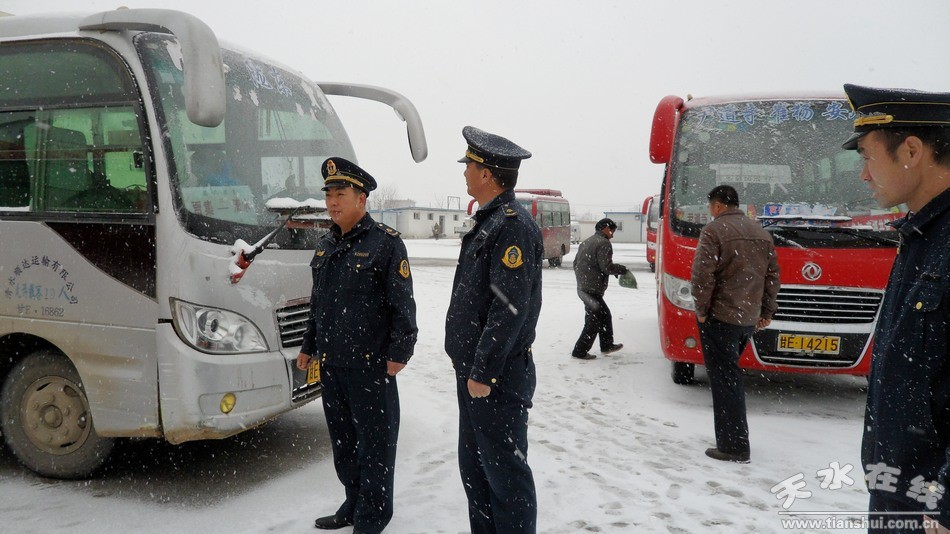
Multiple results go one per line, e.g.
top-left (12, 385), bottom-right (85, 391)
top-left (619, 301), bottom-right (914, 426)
top-left (446, 126), bottom-right (542, 533)
top-left (841, 84), bottom-right (950, 533)
top-left (297, 157), bottom-right (417, 533)
top-left (691, 185), bottom-right (779, 463)
top-left (571, 218), bottom-right (627, 360)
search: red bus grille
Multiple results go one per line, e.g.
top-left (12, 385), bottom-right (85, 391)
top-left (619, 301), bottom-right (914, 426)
top-left (773, 287), bottom-right (883, 324)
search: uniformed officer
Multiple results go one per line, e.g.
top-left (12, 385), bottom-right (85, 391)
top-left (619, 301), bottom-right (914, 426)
top-left (445, 126), bottom-right (543, 533)
top-left (841, 84), bottom-right (950, 532)
top-left (296, 157), bottom-right (417, 533)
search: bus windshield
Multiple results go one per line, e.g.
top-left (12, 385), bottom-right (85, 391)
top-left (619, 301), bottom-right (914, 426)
top-left (669, 100), bottom-right (905, 246)
top-left (136, 33), bottom-right (356, 247)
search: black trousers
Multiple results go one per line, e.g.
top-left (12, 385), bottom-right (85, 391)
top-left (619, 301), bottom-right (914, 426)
top-left (573, 290), bottom-right (614, 355)
top-left (698, 318), bottom-right (754, 455)
top-left (321, 365), bottom-right (400, 534)
top-left (868, 491), bottom-right (935, 533)
top-left (455, 350), bottom-right (537, 533)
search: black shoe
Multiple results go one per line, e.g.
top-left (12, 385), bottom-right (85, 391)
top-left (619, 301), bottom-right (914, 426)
top-left (601, 343), bottom-right (624, 354)
top-left (572, 352), bottom-right (597, 360)
top-left (314, 514), bottom-right (353, 530)
top-left (705, 447), bottom-right (750, 463)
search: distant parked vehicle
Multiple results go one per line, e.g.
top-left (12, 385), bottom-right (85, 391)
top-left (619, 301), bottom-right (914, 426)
top-left (466, 188), bottom-right (572, 267)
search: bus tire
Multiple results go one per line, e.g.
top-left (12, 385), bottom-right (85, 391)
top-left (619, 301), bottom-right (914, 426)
top-left (671, 361), bottom-right (695, 385)
top-left (549, 255), bottom-right (562, 268)
top-left (0, 350), bottom-right (114, 479)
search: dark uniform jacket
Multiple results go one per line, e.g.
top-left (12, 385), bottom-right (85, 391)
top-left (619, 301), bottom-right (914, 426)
top-left (691, 208), bottom-right (780, 327)
top-left (445, 189), bottom-right (543, 386)
top-left (573, 232), bottom-right (626, 296)
top-left (863, 187), bottom-right (950, 514)
top-left (301, 213), bottom-right (417, 369)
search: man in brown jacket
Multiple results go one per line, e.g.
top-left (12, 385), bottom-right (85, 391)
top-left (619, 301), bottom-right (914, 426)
top-left (691, 185), bottom-right (779, 463)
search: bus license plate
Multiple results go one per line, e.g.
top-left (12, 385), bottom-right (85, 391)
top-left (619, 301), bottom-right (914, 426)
top-left (307, 360), bottom-right (321, 384)
top-left (777, 334), bottom-right (841, 355)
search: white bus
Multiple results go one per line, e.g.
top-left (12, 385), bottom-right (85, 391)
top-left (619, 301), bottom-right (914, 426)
top-left (0, 9), bottom-right (427, 478)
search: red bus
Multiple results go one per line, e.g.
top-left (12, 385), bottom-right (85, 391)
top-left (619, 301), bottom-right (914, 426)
top-left (516, 189), bottom-right (571, 267)
top-left (650, 93), bottom-right (904, 384)
top-left (641, 194), bottom-right (660, 272)
top-left (465, 188), bottom-right (572, 267)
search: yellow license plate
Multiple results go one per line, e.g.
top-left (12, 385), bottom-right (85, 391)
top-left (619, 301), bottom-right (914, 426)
top-left (307, 359), bottom-right (321, 384)
top-left (777, 334), bottom-right (841, 355)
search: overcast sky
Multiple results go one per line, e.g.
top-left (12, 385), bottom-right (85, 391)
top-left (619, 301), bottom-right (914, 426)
top-left (4, 0), bottom-right (950, 217)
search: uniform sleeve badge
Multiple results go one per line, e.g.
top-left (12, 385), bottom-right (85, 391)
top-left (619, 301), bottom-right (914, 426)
top-left (502, 245), bottom-right (524, 269)
top-left (399, 259), bottom-right (411, 279)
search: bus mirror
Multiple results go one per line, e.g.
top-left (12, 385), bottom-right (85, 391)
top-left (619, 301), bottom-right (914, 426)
top-left (80, 9), bottom-right (226, 128)
top-left (650, 95), bottom-right (684, 165)
top-left (318, 82), bottom-right (428, 163)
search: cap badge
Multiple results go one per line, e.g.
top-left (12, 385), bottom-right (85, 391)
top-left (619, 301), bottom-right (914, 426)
top-left (502, 246), bottom-right (524, 269)
top-left (326, 159), bottom-right (338, 176)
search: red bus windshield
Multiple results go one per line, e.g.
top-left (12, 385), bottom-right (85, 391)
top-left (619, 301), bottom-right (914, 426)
top-left (669, 99), bottom-right (904, 247)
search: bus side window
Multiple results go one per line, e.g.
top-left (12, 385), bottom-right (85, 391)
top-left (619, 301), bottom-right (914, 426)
top-left (0, 112), bottom-right (33, 209)
top-left (542, 202), bottom-right (555, 227)
top-left (104, 124), bottom-right (148, 211)
top-left (39, 109), bottom-right (147, 214)
top-left (42, 124), bottom-right (93, 210)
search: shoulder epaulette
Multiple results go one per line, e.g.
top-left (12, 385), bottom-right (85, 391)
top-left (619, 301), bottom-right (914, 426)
top-left (377, 222), bottom-right (401, 237)
top-left (503, 203), bottom-right (518, 218)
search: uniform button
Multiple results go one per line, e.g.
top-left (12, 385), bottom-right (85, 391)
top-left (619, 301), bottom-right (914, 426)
top-left (490, 378), bottom-right (497, 384)
top-left (356, 264), bottom-right (361, 268)
top-left (366, 354), bottom-right (371, 359)
top-left (916, 302), bottom-right (923, 310)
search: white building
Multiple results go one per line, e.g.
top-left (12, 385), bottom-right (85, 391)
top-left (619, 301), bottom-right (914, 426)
top-left (574, 220), bottom-right (597, 243)
top-left (370, 207), bottom-right (469, 239)
top-left (603, 211), bottom-right (645, 243)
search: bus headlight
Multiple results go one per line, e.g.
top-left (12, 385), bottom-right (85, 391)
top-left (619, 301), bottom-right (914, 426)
top-left (171, 299), bottom-right (268, 354)
top-left (661, 273), bottom-right (696, 311)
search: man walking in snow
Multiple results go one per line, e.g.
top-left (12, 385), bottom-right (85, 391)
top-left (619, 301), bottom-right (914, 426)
top-left (571, 217), bottom-right (627, 360)
top-left (691, 184), bottom-right (779, 463)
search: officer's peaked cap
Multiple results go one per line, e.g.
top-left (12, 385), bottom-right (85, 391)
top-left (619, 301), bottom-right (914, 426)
top-left (458, 126), bottom-right (531, 170)
top-left (842, 84), bottom-right (950, 150)
top-left (321, 157), bottom-right (377, 194)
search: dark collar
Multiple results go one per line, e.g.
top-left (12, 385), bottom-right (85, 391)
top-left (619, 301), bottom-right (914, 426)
top-left (330, 213), bottom-right (374, 241)
top-left (473, 189), bottom-right (516, 222)
top-left (894, 186), bottom-right (950, 237)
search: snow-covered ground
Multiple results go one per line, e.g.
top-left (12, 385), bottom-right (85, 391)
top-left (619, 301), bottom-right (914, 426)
top-left (0, 241), bottom-right (871, 533)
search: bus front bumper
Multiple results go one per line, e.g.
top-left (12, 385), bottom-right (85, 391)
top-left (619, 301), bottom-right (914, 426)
top-left (156, 323), bottom-right (311, 444)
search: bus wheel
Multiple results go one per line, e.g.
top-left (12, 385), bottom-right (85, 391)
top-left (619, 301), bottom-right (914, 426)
top-left (0, 350), bottom-right (114, 479)
top-left (549, 256), bottom-right (562, 268)
top-left (671, 361), bottom-right (695, 385)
